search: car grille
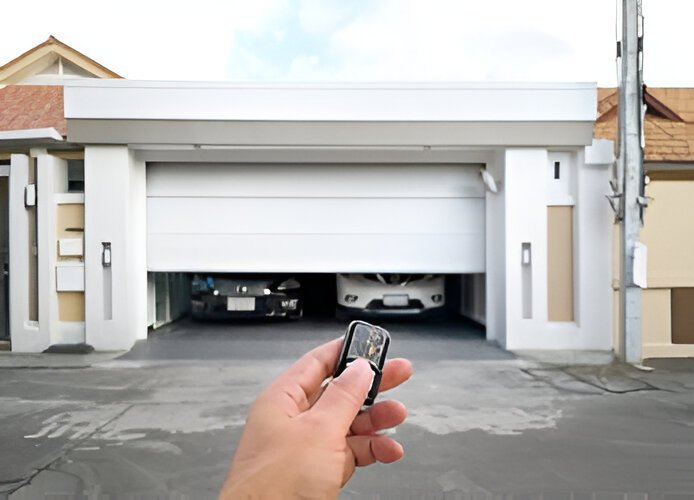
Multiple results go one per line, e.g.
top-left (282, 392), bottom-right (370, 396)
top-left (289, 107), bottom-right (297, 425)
top-left (365, 299), bottom-right (425, 310)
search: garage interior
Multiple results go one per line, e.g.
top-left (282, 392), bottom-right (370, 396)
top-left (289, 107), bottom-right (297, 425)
top-left (145, 162), bottom-right (488, 333)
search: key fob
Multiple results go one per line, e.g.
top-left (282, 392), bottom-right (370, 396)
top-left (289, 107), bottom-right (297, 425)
top-left (334, 320), bottom-right (390, 407)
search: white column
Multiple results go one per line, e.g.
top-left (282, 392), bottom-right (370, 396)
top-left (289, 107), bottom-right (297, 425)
top-left (9, 154), bottom-right (46, 352)
top-left (485, 150), bottom-right (507, 347)
top-left (504, 149), bottom-right (549, 350)
top-left (84, 146), bottom-right (147, 351)
top-left (36, 154), bottom-right (61, 346)
top-left (577, 140), bottom-right (614, 350)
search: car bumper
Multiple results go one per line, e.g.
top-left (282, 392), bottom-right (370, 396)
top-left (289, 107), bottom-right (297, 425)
top-left (192, 293), bottom-right (302, 319)
top-left (337, 303), bottom-right (445, 318)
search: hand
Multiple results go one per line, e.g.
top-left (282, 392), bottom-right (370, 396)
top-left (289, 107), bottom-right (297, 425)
top-left (219, 337), bottom-right (413, 499)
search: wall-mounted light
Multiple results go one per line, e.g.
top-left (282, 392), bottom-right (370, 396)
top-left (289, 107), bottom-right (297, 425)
top-left (102, 242), bottom-right (112, 267)
top-left (24, 184), bottom-right (36, 207)
top-left (480, 168), bottom-right (498, 193)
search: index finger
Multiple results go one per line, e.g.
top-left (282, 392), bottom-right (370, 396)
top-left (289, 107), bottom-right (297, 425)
top-left (263, 337), bottom-right (342, 416)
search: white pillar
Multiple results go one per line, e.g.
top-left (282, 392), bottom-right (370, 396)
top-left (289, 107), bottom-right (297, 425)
top-left (485, 150), bottom-right (507, 347)
top-left (504, 149), bottom-right (549, 350)
top-left (84, 146), bottom-right (147, 351)
top-left (36, 154), bottom-right (60, 346)
top-left (9, 154), bottom-right (46, 352)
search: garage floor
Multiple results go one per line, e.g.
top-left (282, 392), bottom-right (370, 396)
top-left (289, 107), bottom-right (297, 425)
top-left (2, 319), bottom-right (694, 498)
top-left (123, 316), bottom-right (509, 362)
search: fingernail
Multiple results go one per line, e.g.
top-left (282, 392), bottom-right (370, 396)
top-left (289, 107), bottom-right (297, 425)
top-left (347, 358), bottom-right (374, 384)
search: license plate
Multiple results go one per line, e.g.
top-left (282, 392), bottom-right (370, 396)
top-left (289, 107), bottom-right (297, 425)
top-left (281, 298), bottom-right (299, 310)
top-left (383, 294), bottom-right (409, 307)
top-left (227, 297), bottom-right (256, 311)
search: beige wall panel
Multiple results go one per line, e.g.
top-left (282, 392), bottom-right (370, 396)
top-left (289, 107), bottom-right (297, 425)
top-left (56, 204), bottom-right (84, 239)
top-left (58, 292), bottom-right (85, 322)
top-left (642, 288), bottom-right (671, 345)
top-left (56, 204), bottom-right (84, 262)
top-left (643, 344), bottom-right (694, 359)
top-left (547, 206), bottom-right (574, 322)
top-left (51, 151), bottom-right (84, 161)
top-left (641, 181), bottom-right (694, 287)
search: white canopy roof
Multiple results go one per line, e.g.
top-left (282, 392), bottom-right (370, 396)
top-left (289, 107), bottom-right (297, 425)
top-left (63, 80), bottom-right (597, 147)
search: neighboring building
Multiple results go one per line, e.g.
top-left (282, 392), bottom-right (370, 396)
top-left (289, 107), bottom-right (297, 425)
top-left (595, 87), bottom-right (694, 359)
top-left (0, 36), bottom-right (120, 348)
top-left (1, 39), bottom-right (615, 355)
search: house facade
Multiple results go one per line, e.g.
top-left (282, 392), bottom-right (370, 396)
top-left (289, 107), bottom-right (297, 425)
top-left (1, 38), bottom-right (618, 355)
top-left (595, 87), bottom-right (694, 359)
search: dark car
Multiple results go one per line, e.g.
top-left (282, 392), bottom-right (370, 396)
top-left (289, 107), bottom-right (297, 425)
top-left (191, 274), bottom-right (302, 320)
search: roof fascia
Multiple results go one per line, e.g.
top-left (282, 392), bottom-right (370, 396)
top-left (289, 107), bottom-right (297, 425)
top-left (0, 37), bottom-right (121, 84)
top-left (65, 81), bottom-right (597, 123)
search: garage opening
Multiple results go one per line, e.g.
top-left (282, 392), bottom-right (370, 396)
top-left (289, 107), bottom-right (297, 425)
top-left (145, 162), bottom-right (487, 331)
top-left (147, 272), bottom-right (485, 330)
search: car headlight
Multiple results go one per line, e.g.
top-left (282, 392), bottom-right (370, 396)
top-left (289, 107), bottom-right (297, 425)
top-left (431, 294), bottom-right (443, 303)
top-left (344, 294), bottom-right (358, 303)
top-left (277, 278), bottom-right (300, 291)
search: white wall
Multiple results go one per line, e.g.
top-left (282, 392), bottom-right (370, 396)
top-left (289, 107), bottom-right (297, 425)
top-left (503, 145), bottom-right (613, 351)
top-left (575, 142), bottom-right (614, 349)
top-left (9, 154), bottom-right (45, 352)
top-left (485, 151), bottom-right (506, 346)
top-left (84, 146), bottom-right (147, 351)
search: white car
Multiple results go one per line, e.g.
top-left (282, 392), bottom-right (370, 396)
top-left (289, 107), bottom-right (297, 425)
top-left (336, 273), bottom-right (445, 317)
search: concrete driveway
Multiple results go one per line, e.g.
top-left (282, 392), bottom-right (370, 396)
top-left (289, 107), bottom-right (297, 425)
top-left (1, 317), bottom-right (694, 499)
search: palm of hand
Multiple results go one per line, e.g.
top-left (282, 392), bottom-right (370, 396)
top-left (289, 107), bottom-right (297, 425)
top-left (220, 338), bottom-right (412, 499)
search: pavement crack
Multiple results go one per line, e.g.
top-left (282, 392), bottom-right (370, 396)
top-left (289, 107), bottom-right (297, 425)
top-left (6, 403), bottom-right (135, 496)
top-left (521, 364), bottom-right (670, 395)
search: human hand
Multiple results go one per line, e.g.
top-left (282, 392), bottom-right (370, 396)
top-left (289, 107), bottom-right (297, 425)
top-left (219, 337), bottom-right (413, 499)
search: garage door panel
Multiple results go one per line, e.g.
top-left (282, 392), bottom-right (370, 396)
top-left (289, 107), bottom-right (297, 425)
top-left (147, 163), bottom-right (485, 198)
top-left (147, 197), bottom-right (484, 235)
top-left (148, 233), bottom-right (485, 273)
top-left (146, 163), bottom-right (485, 273)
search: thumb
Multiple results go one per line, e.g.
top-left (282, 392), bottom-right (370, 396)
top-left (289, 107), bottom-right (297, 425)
top-left (310, 358), bottom-right (374, 431)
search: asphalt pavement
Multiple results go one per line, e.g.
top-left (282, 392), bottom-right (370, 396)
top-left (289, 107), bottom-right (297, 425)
top-left (1, 317), bottom-right (694, 499)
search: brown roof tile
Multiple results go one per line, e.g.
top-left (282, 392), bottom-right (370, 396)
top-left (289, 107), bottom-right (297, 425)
top-left (0, 85), bottom-right (66, 136)
top-left (594, 87), bottom-right (694, 162)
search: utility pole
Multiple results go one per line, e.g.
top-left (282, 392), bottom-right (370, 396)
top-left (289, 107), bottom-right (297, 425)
top-left (618, 0), bottom-right (644, 363)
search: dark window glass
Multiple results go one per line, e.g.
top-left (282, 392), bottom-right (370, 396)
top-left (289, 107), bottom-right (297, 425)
top-left (67, 159), bottom-right (84, 193)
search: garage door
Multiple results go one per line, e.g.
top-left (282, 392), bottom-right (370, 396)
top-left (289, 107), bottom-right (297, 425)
top-left (146, 163), bottom-right (485, 273)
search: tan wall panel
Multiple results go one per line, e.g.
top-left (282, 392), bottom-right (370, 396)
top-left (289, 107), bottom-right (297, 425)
top-left (56, 204), bottom-right (84, 239)
top-left (51, 151), bottom-right (84, 161)
top-left (56, 204), bottom-right (84, 262)
top-left (58, 292), bottom-right (85, 321)
top-left (547, 206), bottom-right (574, 322)
top-left (641, 181), bottom-right (694, 287)
top-left (672, 288), bottom-right (694, 344)
top-left (642, 288), bottom-right (671, 345)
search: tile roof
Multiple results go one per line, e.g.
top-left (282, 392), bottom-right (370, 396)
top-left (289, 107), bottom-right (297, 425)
top-left (0, 85), bottom-right (66, 136)
top-left (594, 87), bottom-right (694, 162)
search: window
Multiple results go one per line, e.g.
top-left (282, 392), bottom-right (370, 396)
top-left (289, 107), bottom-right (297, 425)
top-left (67, 160), bottom-right (84, 193)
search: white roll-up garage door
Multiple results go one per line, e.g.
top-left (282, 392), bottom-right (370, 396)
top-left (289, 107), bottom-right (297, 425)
top-left (146, 163), bottom-right (485, 273)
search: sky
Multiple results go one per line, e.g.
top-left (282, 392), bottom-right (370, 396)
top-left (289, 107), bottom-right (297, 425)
top-left (0, 0), bottom-right (691, 86)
